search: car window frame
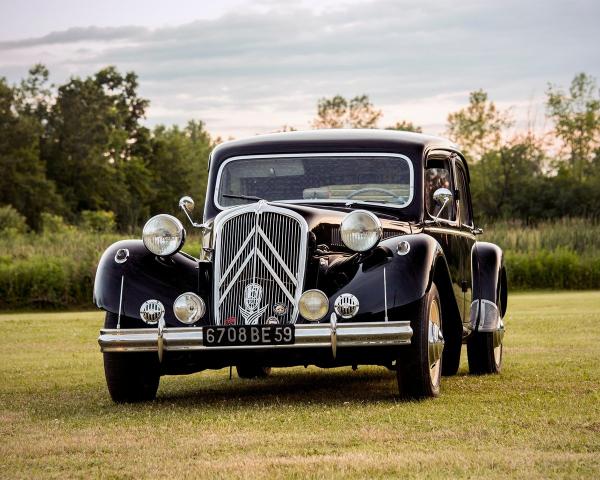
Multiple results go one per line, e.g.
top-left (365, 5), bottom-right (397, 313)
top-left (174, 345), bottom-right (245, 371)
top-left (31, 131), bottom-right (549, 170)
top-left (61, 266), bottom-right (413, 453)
top-left (453, 157), bottom-right (474, 229)
top-left (213, 152), bottom-right (415, 211)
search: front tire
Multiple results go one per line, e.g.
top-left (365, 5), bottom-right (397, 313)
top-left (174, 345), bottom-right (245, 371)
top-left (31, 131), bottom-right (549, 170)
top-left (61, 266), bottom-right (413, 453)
top-left (397, 283), bottom-right (444, 399)
top-left (102, 313), bottom-right (160, 402)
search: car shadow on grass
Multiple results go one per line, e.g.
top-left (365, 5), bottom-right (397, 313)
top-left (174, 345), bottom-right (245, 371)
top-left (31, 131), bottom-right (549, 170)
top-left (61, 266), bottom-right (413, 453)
top-left (154, 366), bottom-right (408, 406)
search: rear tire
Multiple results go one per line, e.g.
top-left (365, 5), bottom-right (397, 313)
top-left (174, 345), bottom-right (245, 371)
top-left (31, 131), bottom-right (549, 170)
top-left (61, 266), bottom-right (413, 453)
top-left (236, 365), bottom-right (272, 379)
top-left (397, 284), bottom-right (444, 399)
top-left (467, 294), bottom-right (503, 375)
top-left (102, 313), bottom-right (160, 402)
top-left (467, 332), bottom-right (502, 374)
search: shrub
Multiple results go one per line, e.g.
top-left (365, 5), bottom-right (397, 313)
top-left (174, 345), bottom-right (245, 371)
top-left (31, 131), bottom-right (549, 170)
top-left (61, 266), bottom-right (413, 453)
top-left (40, 213), bottom-right (73, 234)
top-left (80, 210), bottom-right (116, 233)
top-left (0, 205), bottom-right (28, 235)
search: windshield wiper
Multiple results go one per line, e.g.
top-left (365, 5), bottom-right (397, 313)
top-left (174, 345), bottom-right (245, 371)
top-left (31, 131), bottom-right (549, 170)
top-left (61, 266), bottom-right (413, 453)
top-left (222, 193), bottom-right (264, 202)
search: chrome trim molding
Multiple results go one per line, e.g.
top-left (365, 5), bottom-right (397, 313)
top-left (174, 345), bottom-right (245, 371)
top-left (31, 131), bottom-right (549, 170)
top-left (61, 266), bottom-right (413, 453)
top-left (98, 321), bottom-right (413, 353)
top-left (469, 299), bottom-right (502, 333)
top-left (214, 152), bottom-right (415, 211)
top-left (116, 275), bottom-right (124, 329)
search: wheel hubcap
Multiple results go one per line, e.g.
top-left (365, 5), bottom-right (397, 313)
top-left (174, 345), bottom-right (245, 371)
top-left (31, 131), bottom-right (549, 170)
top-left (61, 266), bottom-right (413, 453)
top-left (428, 298), bottom-right (444, 386)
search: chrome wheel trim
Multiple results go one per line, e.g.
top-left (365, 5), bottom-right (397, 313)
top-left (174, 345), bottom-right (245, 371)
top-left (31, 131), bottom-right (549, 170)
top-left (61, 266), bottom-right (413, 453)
top-left (428, 297), bottom-right (444, 388)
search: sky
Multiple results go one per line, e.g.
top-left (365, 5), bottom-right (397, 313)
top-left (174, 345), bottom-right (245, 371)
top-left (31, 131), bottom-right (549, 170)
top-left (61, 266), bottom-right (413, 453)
top-left (1, 0), bottom-right (599, 139)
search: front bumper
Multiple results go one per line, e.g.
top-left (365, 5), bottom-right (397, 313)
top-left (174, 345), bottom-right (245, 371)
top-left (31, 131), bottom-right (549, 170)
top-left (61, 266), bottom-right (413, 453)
top-left (98, 320), bottom-right (412, 356)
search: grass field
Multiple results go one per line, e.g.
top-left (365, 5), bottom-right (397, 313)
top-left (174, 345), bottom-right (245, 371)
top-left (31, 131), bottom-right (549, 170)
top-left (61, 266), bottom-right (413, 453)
top-left (1, 292), bottom-right (599, 479)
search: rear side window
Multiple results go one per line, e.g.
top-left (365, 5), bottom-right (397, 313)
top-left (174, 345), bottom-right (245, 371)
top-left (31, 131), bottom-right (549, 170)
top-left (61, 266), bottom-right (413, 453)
top-left (455, 164), bottom-right (473, 227)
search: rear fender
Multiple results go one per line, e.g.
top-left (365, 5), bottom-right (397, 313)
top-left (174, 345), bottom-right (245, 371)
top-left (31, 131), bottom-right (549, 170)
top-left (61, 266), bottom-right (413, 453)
top-left (470, 242), bottom-right (506, 332)
top-left (93, 240), bottom-right (207, 327)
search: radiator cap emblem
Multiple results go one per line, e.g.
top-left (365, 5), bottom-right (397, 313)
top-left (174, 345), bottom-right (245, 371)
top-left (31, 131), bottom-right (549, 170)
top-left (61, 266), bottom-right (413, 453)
top-left (240, 282), bottom-right (268, 324)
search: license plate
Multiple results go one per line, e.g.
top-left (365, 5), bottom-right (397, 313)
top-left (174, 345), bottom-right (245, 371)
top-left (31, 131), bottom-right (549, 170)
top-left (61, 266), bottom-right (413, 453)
top-left (202, 325), bottom-right (295, 347)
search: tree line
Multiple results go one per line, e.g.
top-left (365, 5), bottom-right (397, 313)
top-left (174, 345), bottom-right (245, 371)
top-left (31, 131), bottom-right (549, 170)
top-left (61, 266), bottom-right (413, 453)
top-left (0, 65), bottom-right (215, 232)
top-left (1, 66), bottom-right (599, 232)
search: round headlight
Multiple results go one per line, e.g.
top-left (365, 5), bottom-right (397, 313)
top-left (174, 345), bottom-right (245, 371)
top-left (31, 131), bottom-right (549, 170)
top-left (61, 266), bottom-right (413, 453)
top-left (299, 289), bottom-right (329, 322)
top-left (340, 210), bottom-right (382, 252)
top-left (173, 292), bottom-right (205, 324)
top-left (142, 214), bottom-right (185, 256)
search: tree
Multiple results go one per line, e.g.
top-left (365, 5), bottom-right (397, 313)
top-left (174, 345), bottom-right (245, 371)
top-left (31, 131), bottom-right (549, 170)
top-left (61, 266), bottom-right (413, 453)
top-left (312, 94), bottom-right (382, 129)
top-left (546, 73), bottom-right (600, 181)
top-left (44, 67), bottom-right (151, 229)
top-left (147, 121), bottom-right (214, 216)
top-left (386, 120), bottom-right (423, 133)
top-left (469, 133), bottom-right (544, 221)
top-left (0, 71), bottom-right (63, 229)
top-left (446, 90), bottom-right (513, 161)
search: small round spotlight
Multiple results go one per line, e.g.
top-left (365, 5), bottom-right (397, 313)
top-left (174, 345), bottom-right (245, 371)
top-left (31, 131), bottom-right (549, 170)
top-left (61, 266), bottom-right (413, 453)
top-left (173, 292), bottom-right (206, 324)
top-left (298, 289), bottom-right (328, 322)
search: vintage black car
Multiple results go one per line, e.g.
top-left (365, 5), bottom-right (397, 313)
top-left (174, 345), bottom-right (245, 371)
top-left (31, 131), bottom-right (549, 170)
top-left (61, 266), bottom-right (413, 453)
top-left (95, 130), bottom-right (507, 401)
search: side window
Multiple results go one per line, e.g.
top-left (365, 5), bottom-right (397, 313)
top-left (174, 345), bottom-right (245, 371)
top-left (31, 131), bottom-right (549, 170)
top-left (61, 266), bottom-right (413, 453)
top-left (425, 159), bottom-right (455, 222)
top-left (455, 164), bottom-right (473, 227)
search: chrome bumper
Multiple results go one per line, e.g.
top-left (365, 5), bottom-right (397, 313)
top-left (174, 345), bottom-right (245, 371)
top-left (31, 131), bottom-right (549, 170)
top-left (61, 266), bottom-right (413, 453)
top-left (98, 320), bottom-right (412, 355)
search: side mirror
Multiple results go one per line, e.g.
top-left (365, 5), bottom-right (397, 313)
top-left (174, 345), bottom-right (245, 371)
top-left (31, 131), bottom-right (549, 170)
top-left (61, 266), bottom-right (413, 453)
top-left (179, 196), bottom-right (195, 213)
top-left (177, 196), bottom-right (210, 234)
top-left (432, 188), bottom-right (453, 222)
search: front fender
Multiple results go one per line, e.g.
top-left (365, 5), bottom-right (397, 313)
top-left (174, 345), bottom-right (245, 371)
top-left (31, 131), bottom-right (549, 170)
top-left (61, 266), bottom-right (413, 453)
top-left (327, 234), bottom-right (447, 322)
top-left (470, 241), bottom-right (506, 332)
top-left (93, 240), bottom-right (204, 327)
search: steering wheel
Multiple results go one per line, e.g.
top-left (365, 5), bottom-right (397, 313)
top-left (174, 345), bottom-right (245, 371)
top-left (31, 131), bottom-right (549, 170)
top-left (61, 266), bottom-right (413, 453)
top-left (346, 187), bottom-right (401, 201)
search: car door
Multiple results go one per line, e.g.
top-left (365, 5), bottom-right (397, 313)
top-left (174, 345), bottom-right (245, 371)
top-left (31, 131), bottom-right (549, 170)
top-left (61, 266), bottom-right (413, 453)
top-left (452, 156), bottom-right (476, 328)
top-left (423, 152), bottom-right (464, 320)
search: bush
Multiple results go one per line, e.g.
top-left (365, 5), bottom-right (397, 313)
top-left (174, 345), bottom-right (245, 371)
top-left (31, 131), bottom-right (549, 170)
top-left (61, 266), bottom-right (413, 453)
top-left (80, 210), bottom-right (116, 233)
top-left (40, 212), bottom-right (73, 234)
top-left (0, 205), bottom-right (28, 235)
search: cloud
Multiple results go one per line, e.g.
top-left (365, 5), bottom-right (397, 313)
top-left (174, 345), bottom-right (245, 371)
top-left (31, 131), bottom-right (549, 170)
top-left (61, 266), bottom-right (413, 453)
top-left (0, 25), bottom-right (147, 50)
top-left (0, 0), bottom-right (598, 138)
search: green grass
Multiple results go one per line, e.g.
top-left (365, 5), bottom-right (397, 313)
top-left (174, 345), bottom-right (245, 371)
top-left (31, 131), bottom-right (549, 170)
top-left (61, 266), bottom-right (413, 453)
top-left (1, 292), bottom-right (599, 478)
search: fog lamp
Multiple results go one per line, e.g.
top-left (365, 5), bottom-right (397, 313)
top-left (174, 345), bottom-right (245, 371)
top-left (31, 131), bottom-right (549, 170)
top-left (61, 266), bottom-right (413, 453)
top-left (299, 289), bottom-right (328, 321)
top-left (140, 299), bottom-right (165, 325)
top-left (173, 292), bottom-right (205, 324)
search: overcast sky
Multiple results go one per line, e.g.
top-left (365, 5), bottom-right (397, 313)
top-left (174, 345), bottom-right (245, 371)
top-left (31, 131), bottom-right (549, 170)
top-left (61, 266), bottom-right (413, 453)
top-left (1, 0), bottom-right (599, 138)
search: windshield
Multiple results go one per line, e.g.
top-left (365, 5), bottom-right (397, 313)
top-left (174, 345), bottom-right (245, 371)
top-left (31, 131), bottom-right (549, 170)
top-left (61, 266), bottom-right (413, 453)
top-left (216, 153), bottom-right (414, 209)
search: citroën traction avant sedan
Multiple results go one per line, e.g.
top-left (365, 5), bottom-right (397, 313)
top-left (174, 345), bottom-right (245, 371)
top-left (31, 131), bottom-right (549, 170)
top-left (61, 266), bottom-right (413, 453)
top-left (95, 130), bottom-right (507, 401)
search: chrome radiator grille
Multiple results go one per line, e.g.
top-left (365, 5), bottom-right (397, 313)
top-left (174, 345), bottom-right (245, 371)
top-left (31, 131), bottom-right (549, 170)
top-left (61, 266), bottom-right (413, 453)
top-left (213, 203), bottom-right (308, 325)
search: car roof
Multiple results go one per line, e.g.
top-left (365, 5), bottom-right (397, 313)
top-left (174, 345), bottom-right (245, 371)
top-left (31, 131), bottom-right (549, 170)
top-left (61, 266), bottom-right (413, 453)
top-left (209, 129), bottom-right (461, 167)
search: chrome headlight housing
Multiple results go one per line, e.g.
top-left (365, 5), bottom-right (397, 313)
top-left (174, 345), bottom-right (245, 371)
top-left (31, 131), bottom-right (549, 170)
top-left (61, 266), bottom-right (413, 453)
top-left (142, 214), bottom-right (185, 256)
top-left (340, 210), bottom-right (382, 252)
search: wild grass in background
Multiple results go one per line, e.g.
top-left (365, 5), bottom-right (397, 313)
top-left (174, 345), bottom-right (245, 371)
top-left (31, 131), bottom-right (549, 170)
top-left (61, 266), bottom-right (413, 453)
top-left (0, 230), bottom-right (202, 310)
top-left (1, 218), bottom-right (599, 310)
top-left (483, 218), bottom-right (600, 290)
